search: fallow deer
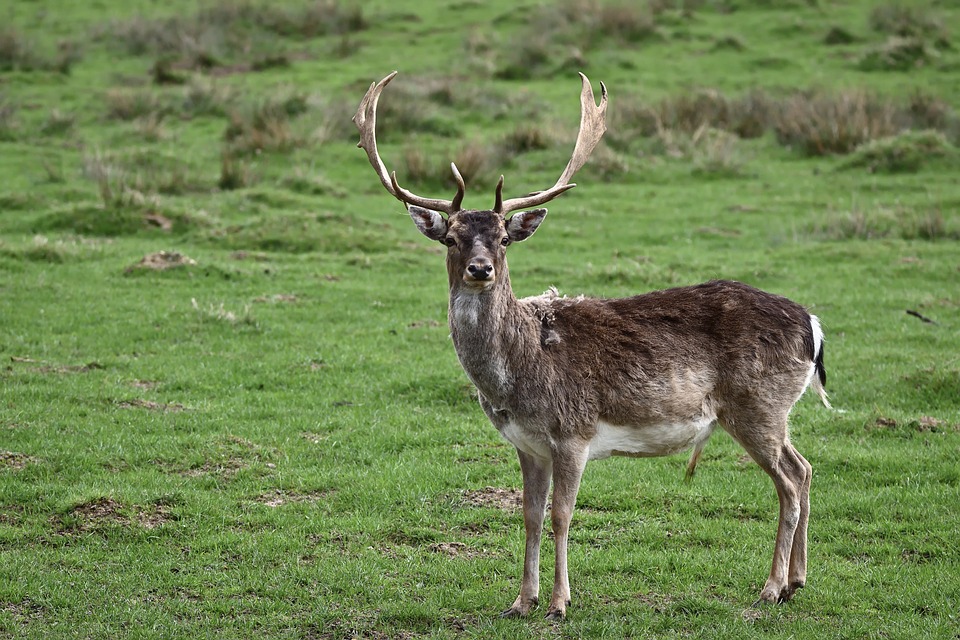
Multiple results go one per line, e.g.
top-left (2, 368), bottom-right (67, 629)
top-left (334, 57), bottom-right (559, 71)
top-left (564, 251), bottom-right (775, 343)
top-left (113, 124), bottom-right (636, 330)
top-left (354, 71), bottom-right (829, 620)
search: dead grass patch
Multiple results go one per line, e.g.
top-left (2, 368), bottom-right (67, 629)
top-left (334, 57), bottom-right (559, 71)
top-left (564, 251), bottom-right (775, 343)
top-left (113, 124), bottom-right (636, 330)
top-left (10, 356), bottom-right (105, 375)
top-left (116, 398), bottom-right (186, 413)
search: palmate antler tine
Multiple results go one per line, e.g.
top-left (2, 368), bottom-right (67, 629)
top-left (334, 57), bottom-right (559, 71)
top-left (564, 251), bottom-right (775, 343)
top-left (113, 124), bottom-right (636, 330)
top-left (354, 71), bottom-right (464, 215)
top-left (495, 73), bottom-right (607, 215)
top-left (555, 72), bottom-right (608, 188)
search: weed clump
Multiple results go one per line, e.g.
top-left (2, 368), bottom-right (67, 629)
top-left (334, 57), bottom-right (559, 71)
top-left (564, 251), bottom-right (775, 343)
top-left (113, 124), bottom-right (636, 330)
top-left (839, 130), bottom-right (955, 174)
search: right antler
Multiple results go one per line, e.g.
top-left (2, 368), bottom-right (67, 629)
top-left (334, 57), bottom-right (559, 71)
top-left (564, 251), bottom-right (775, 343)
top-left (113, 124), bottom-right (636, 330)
top-left (354, 71), bottom-right (607, 217)
top-left (353, 71), bottom-right (465, 214)
top-left (494, 72), bottom-right (607, 215)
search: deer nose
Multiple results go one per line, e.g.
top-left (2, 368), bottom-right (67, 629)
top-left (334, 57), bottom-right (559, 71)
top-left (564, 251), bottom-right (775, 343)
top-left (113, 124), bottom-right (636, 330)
top-left (467, 261), bottom-right (493, 280)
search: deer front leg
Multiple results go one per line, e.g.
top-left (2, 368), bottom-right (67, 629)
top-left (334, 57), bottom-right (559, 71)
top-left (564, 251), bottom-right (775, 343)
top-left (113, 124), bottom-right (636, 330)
top-left (545, 445), bottom-right (589, 620)
top-left (501, 449), bottom-right (552, 618)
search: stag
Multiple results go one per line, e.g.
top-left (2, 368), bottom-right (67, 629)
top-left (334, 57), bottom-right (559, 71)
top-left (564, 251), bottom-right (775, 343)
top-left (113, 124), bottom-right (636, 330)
top-left (354, 71), bottom-right (829, 620)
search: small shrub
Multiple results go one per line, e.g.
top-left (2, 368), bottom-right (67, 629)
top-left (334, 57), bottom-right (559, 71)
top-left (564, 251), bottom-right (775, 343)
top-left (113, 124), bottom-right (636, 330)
top-left (839, 130), bottom-right (954, 173)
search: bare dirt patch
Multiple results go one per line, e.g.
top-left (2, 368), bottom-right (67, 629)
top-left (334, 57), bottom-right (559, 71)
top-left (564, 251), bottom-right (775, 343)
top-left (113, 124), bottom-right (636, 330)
top-left (427, 541), bottom-right (488, 559)
top-left (461, 486), bottom-right (523, 511)
top-left (2, 597), bottom-right (46, 627)
top-left (125, 250), bottom-right (197, 272)
top-left (55, 497), bottom-right (176, 533)
top-left (0, 450), bottom-right (35, 471)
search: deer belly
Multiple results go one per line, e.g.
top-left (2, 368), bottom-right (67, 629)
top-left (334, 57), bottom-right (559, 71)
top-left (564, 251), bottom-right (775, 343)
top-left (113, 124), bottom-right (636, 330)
top-left (498, 420), bottom-right (553, 460)
top-left (588, 418), bottom-right (714, 461)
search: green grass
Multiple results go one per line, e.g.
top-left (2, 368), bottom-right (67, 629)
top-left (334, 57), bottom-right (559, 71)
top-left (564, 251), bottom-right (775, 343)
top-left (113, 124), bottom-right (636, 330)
top-left (2, 0), bottom-right (959, 638)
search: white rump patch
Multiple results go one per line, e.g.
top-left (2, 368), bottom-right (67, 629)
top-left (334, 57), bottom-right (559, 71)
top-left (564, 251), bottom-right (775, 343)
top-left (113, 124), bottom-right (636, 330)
top-left (587, 417), bottom-right (716, 461)
top-left (810, 315), bottom-right (824, 360)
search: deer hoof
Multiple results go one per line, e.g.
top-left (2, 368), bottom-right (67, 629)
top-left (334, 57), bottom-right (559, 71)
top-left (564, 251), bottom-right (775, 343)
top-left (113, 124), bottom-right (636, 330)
top-left (753, 586), bottom-right (782, 606)
top-left (545, 608), bottom-right (566, 621)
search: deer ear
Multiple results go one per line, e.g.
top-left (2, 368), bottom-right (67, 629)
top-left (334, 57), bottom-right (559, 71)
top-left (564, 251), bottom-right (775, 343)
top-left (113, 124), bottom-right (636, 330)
top-left (409, 205), bottom-right (448, 242)
top-left (506, 208), bottom-right (547, 242)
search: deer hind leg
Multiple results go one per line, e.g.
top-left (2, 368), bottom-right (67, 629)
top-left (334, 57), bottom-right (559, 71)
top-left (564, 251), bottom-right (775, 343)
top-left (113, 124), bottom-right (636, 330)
top-left (545, 444), bottom-right (589, 621)
top-left (501, 449), bottom-right (552, 618)
top-left (747, 437), bottom-right (810, 605)
top-left (784, 446), bottom-right (812, 599)
top-left (725, 412), bottom-right (810, 605)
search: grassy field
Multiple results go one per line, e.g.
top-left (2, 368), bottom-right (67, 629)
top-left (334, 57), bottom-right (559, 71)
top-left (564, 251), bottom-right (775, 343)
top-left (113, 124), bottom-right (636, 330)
top-left (2, 0), bottom-right (959, 637)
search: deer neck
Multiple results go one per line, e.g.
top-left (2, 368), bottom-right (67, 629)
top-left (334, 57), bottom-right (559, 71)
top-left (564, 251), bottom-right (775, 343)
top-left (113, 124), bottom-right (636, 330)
top-left (447, 271), bottom-right (537, 401)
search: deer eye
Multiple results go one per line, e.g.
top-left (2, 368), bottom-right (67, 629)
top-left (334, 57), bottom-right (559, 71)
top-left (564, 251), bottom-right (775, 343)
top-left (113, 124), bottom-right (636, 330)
top-left (443, 236), bottom-right (456, 247)
top-left (500, 236), bottom-right (511, 246)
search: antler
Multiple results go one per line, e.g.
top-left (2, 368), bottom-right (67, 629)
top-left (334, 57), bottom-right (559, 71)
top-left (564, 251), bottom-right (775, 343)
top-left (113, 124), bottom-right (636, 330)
top-left (494, 72), bottom-right (608, 215)
top-left (353, 71), bottom-right (465, 214)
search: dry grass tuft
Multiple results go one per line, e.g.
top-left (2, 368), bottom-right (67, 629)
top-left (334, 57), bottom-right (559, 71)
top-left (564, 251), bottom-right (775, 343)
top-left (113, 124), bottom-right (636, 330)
top-left (0, 97), bottom-right (19, 141)
top-left (105, 88), bottom-right (166, 121)
top-left (772, 89), bottom-right (900, 156)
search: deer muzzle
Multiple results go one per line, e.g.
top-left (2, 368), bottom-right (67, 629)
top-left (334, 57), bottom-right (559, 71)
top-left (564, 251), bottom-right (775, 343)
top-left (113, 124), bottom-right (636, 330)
top-left (465, 257), bottom-right (495, 285)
